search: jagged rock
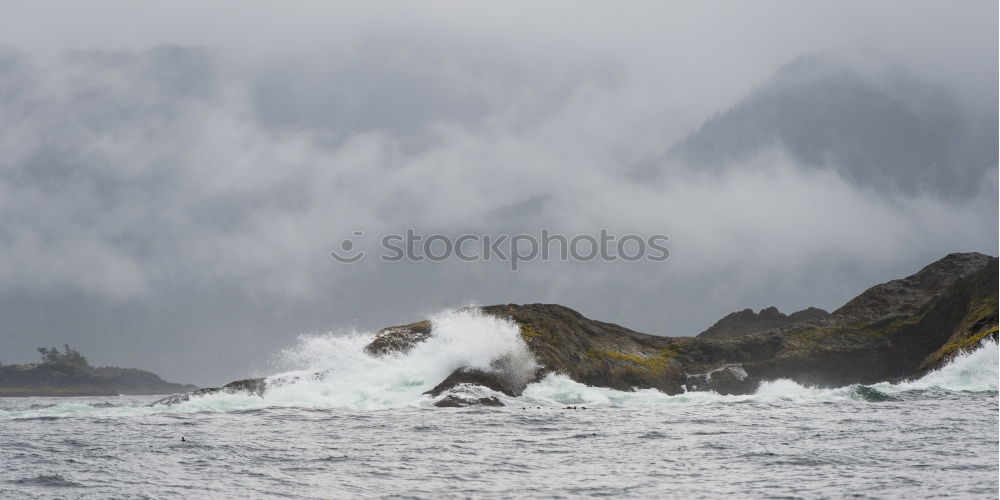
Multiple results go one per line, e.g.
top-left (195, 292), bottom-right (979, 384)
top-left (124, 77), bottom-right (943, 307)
top-left (697, 306), bottom-right (830, 339)
top-left (425, 369), bottom-right (521, 397)
top-left (788, 307), bottom-right (831, 323)
top-left (147, 377), bottom-right (265, 406)
top-left (364, 320), bottom-right (432, 357)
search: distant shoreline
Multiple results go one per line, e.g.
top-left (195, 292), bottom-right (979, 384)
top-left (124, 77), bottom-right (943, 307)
top-left (0, 388), bottom-right (187, 397)
top-left (0, 357), bottom-right (198, 398)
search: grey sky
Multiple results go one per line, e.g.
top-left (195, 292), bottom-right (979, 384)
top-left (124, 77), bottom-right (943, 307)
top-left (0, 1), bottom-right (996, 385)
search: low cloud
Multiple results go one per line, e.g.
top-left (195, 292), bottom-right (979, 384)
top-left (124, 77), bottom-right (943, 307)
top-left (0, 2), bottom-right (995, 383)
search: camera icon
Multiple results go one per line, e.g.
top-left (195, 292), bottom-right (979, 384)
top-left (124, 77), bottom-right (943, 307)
top-left (330, 231), bottom-right (366, 264)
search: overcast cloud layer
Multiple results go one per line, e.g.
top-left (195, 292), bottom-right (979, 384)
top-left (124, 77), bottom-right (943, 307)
top-left (0, 1), bottom-right (996, 384)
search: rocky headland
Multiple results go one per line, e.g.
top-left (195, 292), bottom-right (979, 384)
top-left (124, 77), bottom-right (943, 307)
top-left (153, 252), bottom-right (998, 407)
top-left (0, 348), bottom-right (197, 397)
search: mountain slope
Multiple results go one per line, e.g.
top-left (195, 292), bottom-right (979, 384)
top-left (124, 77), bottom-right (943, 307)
top-left (667, 53), bottom-right (998, 199)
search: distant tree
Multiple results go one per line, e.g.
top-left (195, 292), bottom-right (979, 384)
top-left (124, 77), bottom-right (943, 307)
top-left (37, 347), bottom-right (58, 363)
top-left (37, 345), bottom-right (89, 367)
top-left (61, 344), bottom-right (88, 366)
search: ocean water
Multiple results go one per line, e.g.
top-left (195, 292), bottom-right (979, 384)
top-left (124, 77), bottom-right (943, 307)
top-left (2, 309), bottom-right (997, 499)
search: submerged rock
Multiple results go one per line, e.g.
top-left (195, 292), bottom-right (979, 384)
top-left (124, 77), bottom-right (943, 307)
top-left (433, 395), bottom-right (504, 407)
top-left (853, 385), bottom-right (899, 402)
top-left (147, 378), bottom-right (265, 406)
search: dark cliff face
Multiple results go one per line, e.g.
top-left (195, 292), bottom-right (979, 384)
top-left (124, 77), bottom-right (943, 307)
top-left (152, 252), bottom-right (998, 406)
top-left (830, 252), bottom-right (993, 326)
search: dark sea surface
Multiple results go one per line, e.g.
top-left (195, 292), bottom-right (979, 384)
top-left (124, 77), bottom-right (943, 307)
top-left (2, 313), bottom-right (996, 499)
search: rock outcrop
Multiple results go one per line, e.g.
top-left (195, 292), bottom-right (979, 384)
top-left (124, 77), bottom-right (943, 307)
top-left (425, 369), bottom-right (522, 398)
top-left (365, 320), bottom-right (432, 357)
top-left (149, 378), bottom-right (263, 405)
top-left (697, 306), bottom-right (830, 339)
top-left (152, 252), bottom-right (998, 406)
top-left (433, 395), bottom-right (504, 408)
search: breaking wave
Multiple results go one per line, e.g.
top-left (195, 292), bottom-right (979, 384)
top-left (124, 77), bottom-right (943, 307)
top-left (178, 307), bottom-right (537, 411)
top-left (884, 338), bottom-right (998, 393)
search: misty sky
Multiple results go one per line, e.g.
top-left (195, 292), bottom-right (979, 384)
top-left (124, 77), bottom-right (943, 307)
top-left (0, 1), bottom-right (996, 385)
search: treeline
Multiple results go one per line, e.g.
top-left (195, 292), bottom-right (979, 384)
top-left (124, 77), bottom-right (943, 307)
top-left (36, 345), bottom-right (90, 368)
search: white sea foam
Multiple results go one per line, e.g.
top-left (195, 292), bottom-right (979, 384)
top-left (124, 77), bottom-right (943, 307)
top-left (181, 306), bottom-right (536, 410)
top-left (877, 338), bottom-right (998, 393)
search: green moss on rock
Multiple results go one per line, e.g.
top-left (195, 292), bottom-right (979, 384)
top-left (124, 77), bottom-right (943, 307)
top-left (940, 324), bottom-right (998, 357)
top-left (585, 348), bottom-right (677, 374)
top-left (519, 324), bottom-right (544, 338)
